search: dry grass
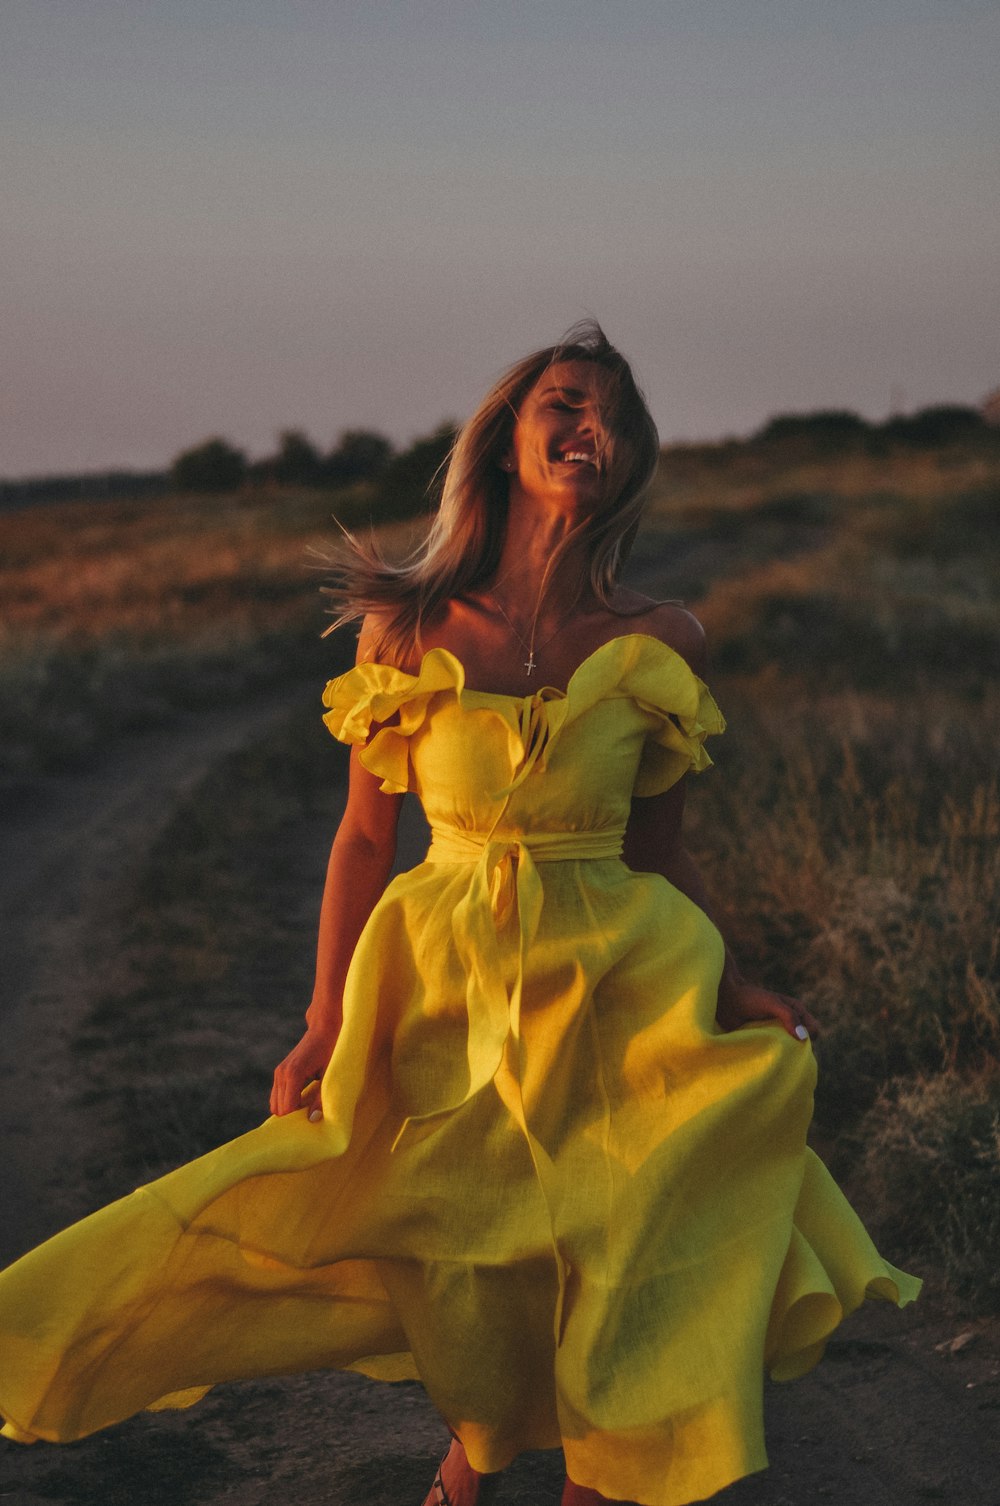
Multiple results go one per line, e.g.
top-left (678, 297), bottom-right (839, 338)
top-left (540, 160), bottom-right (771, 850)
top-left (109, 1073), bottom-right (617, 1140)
top-left (650, 436), bottom-right (1000, 1306)
top-left (1, 489), bottom-right (325, 636)
top-left (853, 1070), bottom-right (1000, 1308)
top-left (647, 435), bottom-right (1000, 520)
top-left (0, 483), bottom-right (423, 770)
top-left (687, 681), bottom-right (999, 1122)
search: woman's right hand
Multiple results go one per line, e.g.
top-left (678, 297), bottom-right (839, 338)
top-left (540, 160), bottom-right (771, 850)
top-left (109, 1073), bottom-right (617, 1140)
top-left (270, 1025), bottom-right (338, 1119)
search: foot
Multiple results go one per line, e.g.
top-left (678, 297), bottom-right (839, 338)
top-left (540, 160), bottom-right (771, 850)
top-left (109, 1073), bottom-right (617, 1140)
top-left (422, 1437), bottom-right (501, 1506)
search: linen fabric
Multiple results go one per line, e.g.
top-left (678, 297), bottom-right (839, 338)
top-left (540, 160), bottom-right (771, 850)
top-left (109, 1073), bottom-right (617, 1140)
top-left (0, 634), bottom-right (920, 1506)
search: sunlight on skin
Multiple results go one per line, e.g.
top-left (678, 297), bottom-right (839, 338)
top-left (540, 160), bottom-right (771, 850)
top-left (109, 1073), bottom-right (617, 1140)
top-left (504, 361), bottom-right (611, 522)
top-left (421, 1437), bottom-right (500, 1506)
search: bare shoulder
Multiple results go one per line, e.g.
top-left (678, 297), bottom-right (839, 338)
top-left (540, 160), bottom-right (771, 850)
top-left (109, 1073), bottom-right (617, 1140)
top-left (646, 602), bottom-right (707, 675)
top-left (610, 591), bottom-right (707, 676)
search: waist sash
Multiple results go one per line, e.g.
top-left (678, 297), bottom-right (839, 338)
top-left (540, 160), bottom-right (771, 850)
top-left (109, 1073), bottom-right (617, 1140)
top-left (393, 825), bottom-right (624, 1149)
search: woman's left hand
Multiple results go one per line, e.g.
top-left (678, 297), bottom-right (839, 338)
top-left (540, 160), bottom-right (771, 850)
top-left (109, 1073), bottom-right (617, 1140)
top-left (716, 977), bottom-right (820, 1040)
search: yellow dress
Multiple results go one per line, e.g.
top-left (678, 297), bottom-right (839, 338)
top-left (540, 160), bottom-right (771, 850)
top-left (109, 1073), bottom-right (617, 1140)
top-left (0, 634), bottom-right (919, 1506)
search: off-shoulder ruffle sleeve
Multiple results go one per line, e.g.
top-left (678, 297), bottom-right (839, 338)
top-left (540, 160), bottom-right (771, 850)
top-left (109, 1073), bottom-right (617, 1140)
top-left (633, 679), bottom-right (725, 796)
top-left (601, 636), bottom-right (725, 798)
top-left (321, 650), bottom-right (465, 794)
top-left (507, 633), bottom-right (723, 798)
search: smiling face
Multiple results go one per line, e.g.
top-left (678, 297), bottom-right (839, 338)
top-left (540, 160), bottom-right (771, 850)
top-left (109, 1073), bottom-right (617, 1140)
top-left (504, 360), bottom-right (613, 513)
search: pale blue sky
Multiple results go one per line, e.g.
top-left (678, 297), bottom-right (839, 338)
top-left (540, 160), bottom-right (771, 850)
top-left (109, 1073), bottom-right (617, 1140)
top-left (2, 1), bottom-right (998, 473)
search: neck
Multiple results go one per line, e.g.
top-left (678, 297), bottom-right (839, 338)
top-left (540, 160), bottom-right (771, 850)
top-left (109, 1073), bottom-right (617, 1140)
top-left (491, 505), bottom-right (594, 620)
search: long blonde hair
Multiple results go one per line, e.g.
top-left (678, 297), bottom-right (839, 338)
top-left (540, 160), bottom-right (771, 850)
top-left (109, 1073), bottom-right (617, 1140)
top-left (324, 320), bottom-right (660, 660)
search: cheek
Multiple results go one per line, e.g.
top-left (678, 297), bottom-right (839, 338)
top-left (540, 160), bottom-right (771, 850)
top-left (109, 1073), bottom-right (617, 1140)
top-left (520, 435), bottom-right (548, 469)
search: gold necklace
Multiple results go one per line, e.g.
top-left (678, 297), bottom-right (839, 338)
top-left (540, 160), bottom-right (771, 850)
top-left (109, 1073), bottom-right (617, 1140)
top-left (489, 592), bottom-right (575, 677)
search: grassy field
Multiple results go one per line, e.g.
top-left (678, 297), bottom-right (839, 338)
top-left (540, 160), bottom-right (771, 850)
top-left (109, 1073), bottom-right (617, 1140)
top-left (0, 481), bottom-right (421, 771)
top-left (3, 431), bottom-right (998, 1309)
top-left (647, 437), bottom-right (1000, 1308)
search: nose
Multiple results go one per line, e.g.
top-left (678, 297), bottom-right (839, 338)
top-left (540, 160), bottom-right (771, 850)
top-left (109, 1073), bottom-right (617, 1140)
top-left (575, 404), bottom-right (602, 452)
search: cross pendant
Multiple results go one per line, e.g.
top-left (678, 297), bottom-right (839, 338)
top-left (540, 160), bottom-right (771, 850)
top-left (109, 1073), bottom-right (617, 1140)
top-left (524, 652), bottom-right (537, 675)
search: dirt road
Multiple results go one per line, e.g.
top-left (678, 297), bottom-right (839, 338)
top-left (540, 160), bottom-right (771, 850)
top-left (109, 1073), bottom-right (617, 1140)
top-left (1, 669), bottom-right (998, 1505)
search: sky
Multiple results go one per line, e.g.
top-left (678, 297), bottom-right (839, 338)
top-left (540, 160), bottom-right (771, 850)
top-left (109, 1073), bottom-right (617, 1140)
top-left (2, 0), bottom-right (998, 476)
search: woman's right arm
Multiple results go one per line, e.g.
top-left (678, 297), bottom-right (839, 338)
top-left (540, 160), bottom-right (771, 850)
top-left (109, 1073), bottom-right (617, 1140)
top-left (269, 724), bottom-right (403, 1118)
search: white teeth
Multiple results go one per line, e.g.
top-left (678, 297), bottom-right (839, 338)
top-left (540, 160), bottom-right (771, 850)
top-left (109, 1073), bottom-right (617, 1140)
top-left (563, 452), bottom-right (595, 465)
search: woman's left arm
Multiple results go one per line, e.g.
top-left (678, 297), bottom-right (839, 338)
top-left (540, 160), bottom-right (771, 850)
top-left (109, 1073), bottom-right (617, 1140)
top-left (623, 779), bottom-right (820, 1041)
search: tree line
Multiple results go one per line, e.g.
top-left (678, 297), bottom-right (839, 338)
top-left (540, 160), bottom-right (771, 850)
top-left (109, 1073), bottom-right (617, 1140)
top-left (169, 423), bottom-right (457, 501)
top-left (170, 403), bottom-right (999, 495)
top-left (1, 402), bottom-right (995, 512)
top-left (0, 422), bottom-right (458, 513)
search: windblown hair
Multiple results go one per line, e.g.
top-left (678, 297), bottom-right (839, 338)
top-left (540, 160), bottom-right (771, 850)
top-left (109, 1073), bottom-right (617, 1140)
top-left (323, 320), bottom-right (660, 661)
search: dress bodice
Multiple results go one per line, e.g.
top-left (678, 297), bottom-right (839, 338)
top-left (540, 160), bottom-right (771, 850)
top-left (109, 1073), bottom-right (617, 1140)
top-left (321, 633), bottom-right (726, 838)
top-left (322, 633), bottom-right (727, 1148)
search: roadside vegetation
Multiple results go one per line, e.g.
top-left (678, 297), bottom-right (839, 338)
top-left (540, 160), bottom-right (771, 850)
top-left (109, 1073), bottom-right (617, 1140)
top-left (0, 426), bottom-right (452, 772)
top-left (647, 420), bottom-right (1000, 1310)
top-left (4, 409), bottom-right (998, 1310)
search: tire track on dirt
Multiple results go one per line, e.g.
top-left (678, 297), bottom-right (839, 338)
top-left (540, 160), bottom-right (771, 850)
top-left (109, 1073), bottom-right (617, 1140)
top-left (0, 680), bottom-right (322, 1262)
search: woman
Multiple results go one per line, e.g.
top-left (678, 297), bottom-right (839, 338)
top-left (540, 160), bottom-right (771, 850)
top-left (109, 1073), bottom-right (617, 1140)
top-left (0, 323), bottom-right (918, 1506)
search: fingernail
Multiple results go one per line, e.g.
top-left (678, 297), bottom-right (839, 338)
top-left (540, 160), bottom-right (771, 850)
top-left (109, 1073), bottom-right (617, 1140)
top-left (308, 1108), bottom-right (323, 1122)
top-left (794, 1024), bottom-right (809, 1041)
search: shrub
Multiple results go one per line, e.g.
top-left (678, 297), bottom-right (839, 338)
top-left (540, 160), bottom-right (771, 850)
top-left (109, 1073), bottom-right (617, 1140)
top-left (325, 429), bottom-right (395, 486)
top-left (270, 429), bottom-right (324, 487)
top-left (170, 437), bottom-right (248, 494)
top-left (881, 405), bottom-right (989, 448)
top-left (755, 410), bottom-right (872, 449)
top-left (375, 421), bottom-right (457, 518)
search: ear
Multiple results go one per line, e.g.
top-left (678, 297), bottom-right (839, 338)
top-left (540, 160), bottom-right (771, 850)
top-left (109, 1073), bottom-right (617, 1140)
top-left (499, 449), bottom-right (515, 473)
